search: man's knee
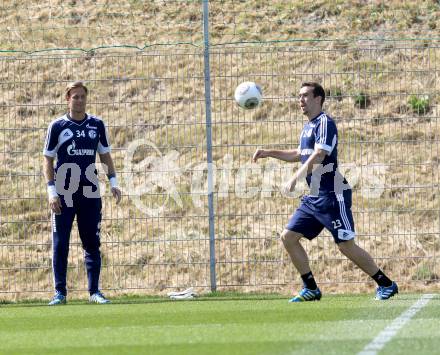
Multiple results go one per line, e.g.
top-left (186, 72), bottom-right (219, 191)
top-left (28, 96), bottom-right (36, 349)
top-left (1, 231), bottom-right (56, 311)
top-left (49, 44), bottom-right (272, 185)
top-left (337, 239), bottom-right (359, 256)
top-left (53, 236), bottom-right (69, 255)
top-left (81, 237), bottom-right (101, 254)
top-left (280, 229), bottom-right (303, 246)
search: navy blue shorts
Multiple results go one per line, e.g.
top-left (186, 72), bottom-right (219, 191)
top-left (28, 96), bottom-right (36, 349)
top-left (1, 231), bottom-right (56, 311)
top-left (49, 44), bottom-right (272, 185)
top-left (286, 190), bottom-right (355, 243)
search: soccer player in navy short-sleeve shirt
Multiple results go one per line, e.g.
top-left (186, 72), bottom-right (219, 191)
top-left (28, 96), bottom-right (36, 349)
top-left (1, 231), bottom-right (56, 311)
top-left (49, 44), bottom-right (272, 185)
top-left (43, 81), bottom-right (122, 305)
top-left (253, 82), bottom-right (398, 301)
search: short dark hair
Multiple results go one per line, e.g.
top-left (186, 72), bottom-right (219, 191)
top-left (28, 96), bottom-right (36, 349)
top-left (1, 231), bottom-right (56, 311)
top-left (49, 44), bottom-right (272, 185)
top-left (65, 81), bottom-right (88, 99)
top-left (301, 82), bottom-right (325, 106)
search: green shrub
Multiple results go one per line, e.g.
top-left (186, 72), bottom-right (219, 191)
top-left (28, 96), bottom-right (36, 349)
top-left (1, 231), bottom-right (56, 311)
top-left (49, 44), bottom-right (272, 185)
top-left (354, 92), bottom-right (370, 109)
top-left (408, 95), bottom-right (430, 115)
top-left (326, 87), bottom-right (343, 101)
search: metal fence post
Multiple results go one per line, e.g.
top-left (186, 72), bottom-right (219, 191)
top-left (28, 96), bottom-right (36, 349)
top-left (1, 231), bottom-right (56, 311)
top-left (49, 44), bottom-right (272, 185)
top-left (202, 0), bottom-right (217, 292)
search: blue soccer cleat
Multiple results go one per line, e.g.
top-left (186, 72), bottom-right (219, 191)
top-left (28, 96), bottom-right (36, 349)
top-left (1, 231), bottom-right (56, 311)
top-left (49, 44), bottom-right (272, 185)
top-left (89, 291), bottom-right (110, 304)
top-left (48, 291), bottom-right (67, 306)
top-left (375, 282), bottom-right (398, 300)
top-left (289, 287), bottom-right (322, 302)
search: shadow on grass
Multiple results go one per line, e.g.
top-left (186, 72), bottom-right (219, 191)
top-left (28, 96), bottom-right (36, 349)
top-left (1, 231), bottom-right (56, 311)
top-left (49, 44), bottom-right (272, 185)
top-left (0, 291), bottom-right (287, 308)
top-left (2, 292), bottom-right (431, 308)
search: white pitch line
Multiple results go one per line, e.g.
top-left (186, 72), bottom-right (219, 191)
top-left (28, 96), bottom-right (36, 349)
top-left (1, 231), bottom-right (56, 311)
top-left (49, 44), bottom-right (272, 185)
top-left (358, 294), bottom-right (436, 355)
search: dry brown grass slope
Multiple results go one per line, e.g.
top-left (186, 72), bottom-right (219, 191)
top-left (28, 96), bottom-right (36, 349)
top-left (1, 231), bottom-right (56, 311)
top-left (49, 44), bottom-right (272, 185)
top-left (0, 1), bottom-right (439, 297)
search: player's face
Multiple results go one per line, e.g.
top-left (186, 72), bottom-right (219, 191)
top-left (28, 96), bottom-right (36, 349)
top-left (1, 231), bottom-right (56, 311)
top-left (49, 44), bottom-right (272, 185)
top-left (298, 86), bottom-right (322, 118)
top-left (67, 87), bottom-right (87, 114)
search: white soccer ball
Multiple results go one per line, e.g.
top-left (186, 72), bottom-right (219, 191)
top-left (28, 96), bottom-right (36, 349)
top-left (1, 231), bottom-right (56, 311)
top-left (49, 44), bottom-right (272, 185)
top-left (234, 81), bottom-right (262, 109)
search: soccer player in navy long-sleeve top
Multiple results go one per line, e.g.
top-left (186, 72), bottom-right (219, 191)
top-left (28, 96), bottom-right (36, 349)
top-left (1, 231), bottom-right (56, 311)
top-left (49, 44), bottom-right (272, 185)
top-left (253, 82), bottom-right (398, 301)
top-left (43, 81), bottom-right (121, 305)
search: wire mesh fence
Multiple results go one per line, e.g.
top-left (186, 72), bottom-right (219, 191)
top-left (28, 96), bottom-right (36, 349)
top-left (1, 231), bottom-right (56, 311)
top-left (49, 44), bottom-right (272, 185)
top-left (0, 1), bottom-right (439, 299)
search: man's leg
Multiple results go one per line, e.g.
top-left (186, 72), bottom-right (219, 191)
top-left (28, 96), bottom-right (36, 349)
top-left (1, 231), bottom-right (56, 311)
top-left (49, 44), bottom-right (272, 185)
top-left (280, 229), bottom-right (311, 275)
top-left (337, 239), bottom-right (398, 299)
top-left (52, 204), bottom-right (75, 297)
top-left (337, 239), bottom-right (379, 276)
top-left (283, 203), bottom-right (325, 301)
top-left (281, 229), bottom-right (321, 301)
top-left (326, 190), bottom-right (397, 298)
top-left (76, 197), bottom-right (102, 296)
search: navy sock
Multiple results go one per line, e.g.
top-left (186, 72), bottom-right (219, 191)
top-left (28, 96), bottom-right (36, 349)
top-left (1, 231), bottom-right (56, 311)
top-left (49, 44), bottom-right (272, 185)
top-left (301, 271), bottom-right (318, 290)
top-left (372, 269), bottom-right (393, 287)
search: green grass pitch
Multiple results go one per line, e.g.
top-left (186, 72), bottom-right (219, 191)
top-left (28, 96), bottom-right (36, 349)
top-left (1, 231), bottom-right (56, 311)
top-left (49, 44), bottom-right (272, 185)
top-left (0, 293), bottom-right (438, 355)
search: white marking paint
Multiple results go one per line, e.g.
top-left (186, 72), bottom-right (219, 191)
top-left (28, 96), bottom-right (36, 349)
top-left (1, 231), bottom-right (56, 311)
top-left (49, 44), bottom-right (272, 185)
top-left (358, 294), bottom-right (435, 355)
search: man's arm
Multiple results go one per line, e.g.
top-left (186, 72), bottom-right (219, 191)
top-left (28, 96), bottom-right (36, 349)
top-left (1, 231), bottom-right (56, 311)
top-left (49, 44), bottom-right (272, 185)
top-left (43, 155), bottom-right (62, 214)
top-left (283, 148), bottom-right (327, 194)
top-left (99, 152), bottom-right (122, 204)
top-left (43, 155), bottom-right (55, 182)
top-left (99, 152), bottom-right (116, 176)
top-left (253, 148), bottom-right (301, 163)
top-left (295, 148), bottom-right (327, 179)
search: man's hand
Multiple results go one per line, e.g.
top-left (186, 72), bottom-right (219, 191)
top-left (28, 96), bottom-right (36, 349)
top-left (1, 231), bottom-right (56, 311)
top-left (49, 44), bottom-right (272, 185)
top-left (111, 187), bottom-right (122, 204)
top-left (252, 148), bottom-right (268, 162)
top-left (282, 176), bottom-right (297, 196)
top-left (49, 196), bottom-right (62, 214)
